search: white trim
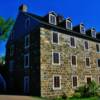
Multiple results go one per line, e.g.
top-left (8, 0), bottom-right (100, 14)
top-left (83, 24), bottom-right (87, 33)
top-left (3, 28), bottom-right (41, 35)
top-left (24, 53), bottom-right (29, 68)
top-left (98, 76), bottom-right (100, 84)
top-left (66, 19), bottom-right (72, 30)
top-left (70, 36), bottom-right (76, 48)
top-left (71, 55), bottom-right (77, 67)
top-left (51, 31), bottom-right (60, 45)
top-left (91, 28), bottom-right (96, 38)
top-left (80, 24), bottom-right (85, 34)
top-left (24, 76), bottom-right (29, 94)
top-left (85, 75), bottom-right (92, 83)
top-left (49, 14), bottom-right (57, 25)
top-left (84, 40), bottom-right (89, 51)
top-left (96, 43), bottom-right (100, 53)
top-left (72, 75), bottom-right (78, 88)
top-left (52, 52), bottom-right (60, 65)
top-left (53, 75), bottom-right (61, 90)
top-left (25, 18), bottom-right (30, 30)
top-left (25, 35), bottom-right (30, 49)
top-left (96, 59), bottom-right (100, 68)
top-left (85, 57), bottom-right (91, 68)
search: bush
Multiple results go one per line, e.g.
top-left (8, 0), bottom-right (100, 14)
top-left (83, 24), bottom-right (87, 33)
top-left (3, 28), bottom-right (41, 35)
top-left (73, 92), bottom-right (81, 98)
top-left (62, 92), bottom-right (68, 100)
top-left (75, 81), bottom-right (100, 98)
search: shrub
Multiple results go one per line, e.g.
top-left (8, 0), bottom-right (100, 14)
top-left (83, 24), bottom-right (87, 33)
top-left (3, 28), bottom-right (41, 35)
top-left (75, 81), bottom-right (100, 98)
top-left (73, 92), bottom-right (81, 98)
top-left (61, 92), bottom-right (68, 100)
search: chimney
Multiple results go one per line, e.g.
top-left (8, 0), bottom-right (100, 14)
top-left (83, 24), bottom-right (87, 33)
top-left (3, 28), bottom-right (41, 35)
top-left (19, 4), bottom-right (28, 12)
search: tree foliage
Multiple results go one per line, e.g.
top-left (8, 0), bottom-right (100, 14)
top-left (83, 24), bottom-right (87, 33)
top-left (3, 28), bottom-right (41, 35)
top-left (0, 17), bottom-right (14, 41)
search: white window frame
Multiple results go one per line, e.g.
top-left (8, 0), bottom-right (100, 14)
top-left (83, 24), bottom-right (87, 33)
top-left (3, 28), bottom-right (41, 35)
top-left (25, 35), bottom-right (30, 49)
top-left (53, 75), bottom-right (61, 90)
top-left (24, 53), bottom-right (29, 68)
top-left (70, 36), bottom-right (76, 48)
top-left (71, 55), bottom-right (77, 67)
top-left (98, 76), bottom-right (100, 84)
top-left (66, 20), bottom-right (72, 30)
top-left (85, 75), bottom-right (92, 84)
top-left (85, 57), bottom-right (91, 68)
top-left (91, 28), bottom-right (96, 38)
top-left (80, 24), bottom-right (85, 34)
top-left (51, 31), bottom-right (59, 44)
top-left (96, 43), bottom-right (100, 53)
top-left (10, 45), bottom-right (14, 56)
top-left (24, 76), bottom-right (29, 94)
top-left (84, 40), bottom-right (89, 50)
top-left (52, 52), bottom-right (60, 65)
top-left (9, 60), bottom-right (14, 72)
top-left (72, 75), bottom-right (78, 88)
top-left (96, 59), bottom-right (100, 68)
top-left (49, 14), bottom-right (57, 25)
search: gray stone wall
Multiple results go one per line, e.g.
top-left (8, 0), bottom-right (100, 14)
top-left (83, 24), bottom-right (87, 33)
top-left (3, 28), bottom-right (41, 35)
top-left (40, 27), bottom-right (100, 97)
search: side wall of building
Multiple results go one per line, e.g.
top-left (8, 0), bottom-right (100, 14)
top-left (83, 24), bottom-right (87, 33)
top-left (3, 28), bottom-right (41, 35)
top-left (40, 27), bottom-right (100, 97)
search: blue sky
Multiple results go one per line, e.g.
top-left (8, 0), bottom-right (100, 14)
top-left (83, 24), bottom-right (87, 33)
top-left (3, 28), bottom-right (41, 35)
top-left (0, 0), bottom-right (100, 56)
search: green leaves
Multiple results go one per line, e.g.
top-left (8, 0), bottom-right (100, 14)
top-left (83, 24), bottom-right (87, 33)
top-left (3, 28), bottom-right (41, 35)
top-left (0, 17), bottom-right (14, 41)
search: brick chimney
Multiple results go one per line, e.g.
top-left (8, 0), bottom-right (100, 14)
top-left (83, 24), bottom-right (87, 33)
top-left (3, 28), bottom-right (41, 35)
top-left (19, 4), bottom-right (28, 12)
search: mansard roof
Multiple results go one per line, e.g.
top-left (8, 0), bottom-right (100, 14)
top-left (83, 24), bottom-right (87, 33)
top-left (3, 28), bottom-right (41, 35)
top-left (23, 12), bottom-right (100, 43)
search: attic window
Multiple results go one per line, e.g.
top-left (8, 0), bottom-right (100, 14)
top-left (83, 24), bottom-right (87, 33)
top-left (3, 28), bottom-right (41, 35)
top-left (66, 20), bottom-right (72, 30)
top-left (80, 24), bottom-right (85, 34)
top-left (91, 28), bottom-right (96, 38)
top-left (49, 14), bottom-right (56, 25)
top-left (25, 18), bottom-right (30, 31)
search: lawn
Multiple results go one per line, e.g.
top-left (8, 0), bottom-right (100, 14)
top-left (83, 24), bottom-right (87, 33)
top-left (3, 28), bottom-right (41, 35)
top-left (69, 96), bottom-right (99, 100)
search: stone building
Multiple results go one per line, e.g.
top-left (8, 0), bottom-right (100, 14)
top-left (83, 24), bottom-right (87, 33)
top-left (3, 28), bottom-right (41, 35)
top-left (6, 4), bottom-right (100, 98)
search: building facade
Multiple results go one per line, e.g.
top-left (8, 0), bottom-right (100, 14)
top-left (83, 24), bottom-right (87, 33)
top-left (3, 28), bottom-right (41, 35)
top-left (6, 4), bottom-right (100, 98)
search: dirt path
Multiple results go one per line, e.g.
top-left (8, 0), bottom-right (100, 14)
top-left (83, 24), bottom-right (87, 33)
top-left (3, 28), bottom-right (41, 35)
top-left (0, 95), bottom-right (45, 100)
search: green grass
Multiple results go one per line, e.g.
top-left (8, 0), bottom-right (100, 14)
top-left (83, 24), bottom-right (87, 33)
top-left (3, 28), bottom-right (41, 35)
top-left (69, 96), bottom-right (99, 100)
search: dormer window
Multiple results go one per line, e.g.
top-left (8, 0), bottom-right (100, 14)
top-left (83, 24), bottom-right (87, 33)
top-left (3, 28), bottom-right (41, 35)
top-left (66, 19), bottom-right (72, 30)
top-left (80, 24), bottom-right (85, 34)
top-left (91, 28), bottom-right (96, 38)
top-left (49, 14), bottom-right (57, 25)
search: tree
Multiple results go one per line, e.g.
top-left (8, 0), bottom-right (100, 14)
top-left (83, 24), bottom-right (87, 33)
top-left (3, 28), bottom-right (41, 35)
top-left (0, 17), bottom-right (14, 41)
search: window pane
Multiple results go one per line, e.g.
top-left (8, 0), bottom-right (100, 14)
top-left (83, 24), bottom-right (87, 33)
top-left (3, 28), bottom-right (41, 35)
top-left (72, 56), bottom-right (76, 65)
top-left (24, 55), bottom-right (29, 67)
top-left (53, 32), bottom-right (58, 43)
top-left (98, 59), bottom-right (100, 67)
top-left (54, 76), bottom-right (60, 88)
top-left (84, 41), bottom-right (88, 49)
top-left (70, 37), bottom-right (75, 47)
top-left (53, 53), bottom-right (59, 64)
top-left (80, 26), bottom-right (85, 34)
top-left (86, 58), bottom-right (90, 66)
top-left (96, 44), bottom-right (99, 52)
top-left (73, 76), bottom-right (77, 87)
top-left (67, 21), bottom-right (72, 30)
top-left (25, 35), bottom-right (29, 48)
top-left (50, 15), bottom-right (56, 25)
top-left (87, 77), bottom-right (91, 84)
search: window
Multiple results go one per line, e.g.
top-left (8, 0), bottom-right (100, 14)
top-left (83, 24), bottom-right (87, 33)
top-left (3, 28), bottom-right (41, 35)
top-left (25, 18), bottom-right (30, 31)
top-left (86, 77), bottom-right (91, 84)
top-left (85, 57), bottom-right (90, 67)
top-left (24, 76), bottom-right (29, 94)
top-left (70, 37), bottom-right (76, 48)
top-left (80, 24), bottom-right (85, 34)
top-left (9, 60), bottom-right (14, 72)
top-left (66, 20), bottom-right (72, 30)
top-left (96, 44), bottom-right (100, 53)
top-left (52, 32), bottom-right (59, 44)
top-left (52, 52), bottom-right (60, 65)
top-left (71, 55), bottom-right (77, 66)
top-left (10, 45), bottom-right (14, 56)
top-left (91, 29), bottom-right (96, 38)
top-left (84, 41), bottom-right (89, 50)
top-left (53, 75), bottom-right (61, 90)
top-left (24, 54), bottom-right (29, 68)
top-left (72, 76), bottom-right (78, 88)
top-left (25, 35), bottom-right (30, 48)
top-left (49, 14), bottom-right (56, 25)
top-left (97, 59), bottom-right (100, 67)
